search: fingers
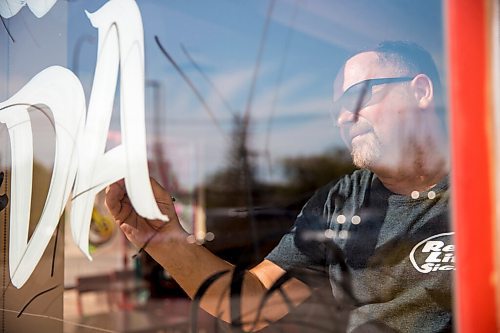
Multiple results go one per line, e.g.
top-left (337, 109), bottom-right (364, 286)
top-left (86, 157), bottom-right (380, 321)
top-left (150, 178), bottom-right (174, 204)
top-left (105, 178), bottom-right (178, 226)
top-left (107, 178), bottom-right (186, 249)
top-left (105, 180), bottom-right (134, 224)
top-left (149, 178), bottom-right (177, 217)
top-left (105, 181), bottom-right (125, 216)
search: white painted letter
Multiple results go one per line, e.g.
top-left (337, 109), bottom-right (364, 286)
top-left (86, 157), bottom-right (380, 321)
top-left (71, 0), bottom-right (167, 259)
top-left (1, 0), bottom-right (167, 288)
top-left (0, 66), bottom-right (85, 288)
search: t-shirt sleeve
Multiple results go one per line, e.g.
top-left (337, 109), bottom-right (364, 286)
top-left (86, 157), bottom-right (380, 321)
top-left (265, 187), bottom-right (332, 271)
top-left (264, 224), bottom-right (313, 271)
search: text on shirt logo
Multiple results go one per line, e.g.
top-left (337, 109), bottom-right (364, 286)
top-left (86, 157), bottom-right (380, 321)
top-left (409, 232), bottom-right (455, 273)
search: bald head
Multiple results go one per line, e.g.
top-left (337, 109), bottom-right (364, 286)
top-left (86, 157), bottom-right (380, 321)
top-left (334, 51), bottom-right (408, 102)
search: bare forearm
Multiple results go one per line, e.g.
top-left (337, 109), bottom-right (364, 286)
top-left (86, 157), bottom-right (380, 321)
top-left (146, 231), bottom-right (236, 299)
top-left (144, 232), bottom-right (307, 330)
top-left (144, 232), bottom-right (263, 323)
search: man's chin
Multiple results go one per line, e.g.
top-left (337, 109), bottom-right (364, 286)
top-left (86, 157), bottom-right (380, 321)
top-left (350, 135), bottom-right (381, 169)
top-left (352, 153), bottom-right (374, 169)
top-left (351, 147), bottom-right (380, 169)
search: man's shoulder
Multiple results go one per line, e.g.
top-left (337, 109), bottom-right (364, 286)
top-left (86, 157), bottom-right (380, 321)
top-left (321, 168), bottom-right (373, 192)
top-left (310, 169), bottom-right (374, 204)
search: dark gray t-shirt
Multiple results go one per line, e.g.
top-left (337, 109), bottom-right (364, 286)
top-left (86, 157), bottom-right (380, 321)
top-left (266, 169), bottom-right (453, 333)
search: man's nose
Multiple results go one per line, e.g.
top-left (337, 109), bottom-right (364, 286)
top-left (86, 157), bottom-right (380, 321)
top-left (337, 108), bottom-right (357, 126)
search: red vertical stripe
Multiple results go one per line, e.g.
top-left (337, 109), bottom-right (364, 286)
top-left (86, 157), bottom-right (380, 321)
top-left (447, 0), bottom-right (498, 332)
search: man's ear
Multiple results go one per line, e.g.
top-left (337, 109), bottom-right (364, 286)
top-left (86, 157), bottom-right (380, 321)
top-left (411, 74), bottom-right (433, 108)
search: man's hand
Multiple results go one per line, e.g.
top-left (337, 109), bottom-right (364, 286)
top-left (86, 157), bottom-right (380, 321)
top-left (105, 178), bottom-right (185, 250)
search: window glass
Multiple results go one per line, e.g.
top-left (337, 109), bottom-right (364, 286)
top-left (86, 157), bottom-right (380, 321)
top-left (0, 2), bottom-right (67, 332)
top-left (0, 1), bottom-right (453, 332)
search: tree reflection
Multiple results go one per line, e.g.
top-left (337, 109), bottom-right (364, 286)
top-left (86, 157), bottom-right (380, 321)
top-left (202, 134), bottom-right (356, 268)
top-left (205, 146), bottom-right (356, 212)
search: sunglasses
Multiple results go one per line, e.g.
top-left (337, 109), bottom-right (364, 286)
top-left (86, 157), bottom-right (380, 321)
top-left (332, 76), bottom-right (414, 118)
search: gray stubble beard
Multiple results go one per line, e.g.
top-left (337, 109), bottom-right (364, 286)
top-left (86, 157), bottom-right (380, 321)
top-left (350, 133), bottom-right (382, 169)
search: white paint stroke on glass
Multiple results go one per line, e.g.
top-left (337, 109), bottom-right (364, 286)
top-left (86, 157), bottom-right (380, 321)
top-left (71, 0), bottom-right (168, 261)
top-left (0, 0), bottom-right (168, 288)
top-left (0, 0), bottom-right (58, 18)
top-left (0, 66), bottom-right (85, 288)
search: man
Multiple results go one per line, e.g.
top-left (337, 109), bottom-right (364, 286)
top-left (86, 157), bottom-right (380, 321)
top-left (106, 41), bottom-right (452, 332)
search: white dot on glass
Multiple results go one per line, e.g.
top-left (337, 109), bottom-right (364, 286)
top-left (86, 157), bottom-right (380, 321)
top-left (205, 232), bottom-right (215, 241)
top-left (339, 230), bottom-right (349, 239)
top-left (411, 191), bottom-right (420, 199)
top-left (351, 215), bottom-right (361, 225)
top-left (324, 229), bottom-right (335, 239)
top-left (427, 191), bottom-right (436, 199)
top-left (336, 215), bottom-right (346, 224)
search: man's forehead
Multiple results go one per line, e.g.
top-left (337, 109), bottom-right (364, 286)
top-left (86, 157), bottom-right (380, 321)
top-left (334, 51), bottom-right (395, 96)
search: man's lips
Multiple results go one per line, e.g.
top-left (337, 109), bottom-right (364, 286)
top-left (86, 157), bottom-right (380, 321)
top-left (349, 125), bottom-right (371, 141)
top-left (339, 122), bottom-right (372, 148)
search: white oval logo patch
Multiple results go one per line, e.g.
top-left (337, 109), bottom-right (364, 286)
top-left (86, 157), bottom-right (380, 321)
top-left (409, 232), bottom-right (455, 273)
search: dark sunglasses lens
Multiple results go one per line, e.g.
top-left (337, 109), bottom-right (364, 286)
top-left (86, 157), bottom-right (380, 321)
top-left (333, 77), bottom-right (413, 118)
top-left (343, 84), bottom-right (372, 113)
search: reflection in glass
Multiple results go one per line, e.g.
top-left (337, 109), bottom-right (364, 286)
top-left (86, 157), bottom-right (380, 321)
top-left (0, 1), bottom-right (452, 332)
